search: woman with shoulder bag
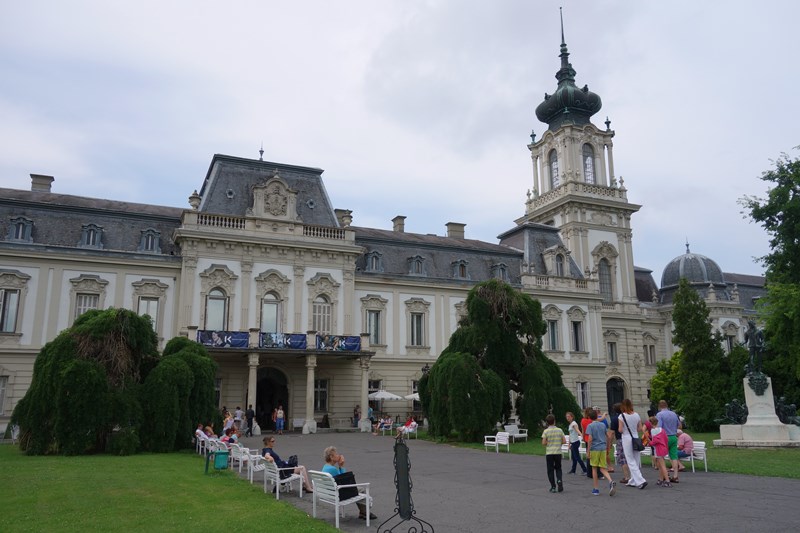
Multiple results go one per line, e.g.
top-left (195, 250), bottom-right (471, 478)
top-left (263, 437), bottom-right (313, 493)
top-left (618, 398), bottom-right (648, 489)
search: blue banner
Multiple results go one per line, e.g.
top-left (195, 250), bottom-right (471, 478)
top-left (197, 330), bottom-right (249, 348)
top-left (260, 333), bottom-right (307, 349)
top-left (316, 335), bottom-right (361, 352)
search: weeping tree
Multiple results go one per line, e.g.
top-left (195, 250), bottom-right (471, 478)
top-left (11, 308), bottom-right (217, 455)
top-left (421, 279), bottom-right (579, 441)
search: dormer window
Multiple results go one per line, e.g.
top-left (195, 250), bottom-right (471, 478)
top-left (79, 224), bottom-right (104, 249)
top-left (7, 217), bottom-right (33, 243)
top-left (408, 255), bottom-right (426, 276)
top-left (451, 260), bottom-right (469, 280)
top-left (365, 251), bottom-right (384, 273)
top-left (582, 144), bottom-right (595, 184)
top-left (491, 263), bottom-right (509, 282)
top-left (549, 149), bottom-right (559, 189)
top-left (555, 254), bottom-right (565, 277)
top-left (139, 228), bottom-right (161, 253)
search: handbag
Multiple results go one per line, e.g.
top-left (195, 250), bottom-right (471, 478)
top-left (621, 414), bottom-right (645, 451)
top-left (287, 455), bottom-right (299, 467)
top-left (333, 471), bottom-right (361, 501)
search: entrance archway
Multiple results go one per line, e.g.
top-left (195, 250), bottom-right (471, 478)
top-left (606, 377), bottom-right (625, 413)
top-left (256, 367), bottom-right (288, 431)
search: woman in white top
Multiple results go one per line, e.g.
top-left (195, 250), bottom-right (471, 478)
top-left (618, 398), bottom-right (647, 489)
top-left (565, 411), bottom-right (587, 474)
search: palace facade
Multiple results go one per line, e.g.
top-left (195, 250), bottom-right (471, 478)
top-left (0, 34), bottom-right (763, 434)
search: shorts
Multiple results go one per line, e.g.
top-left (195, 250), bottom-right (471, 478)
top-left (589, 450), bottom-right (607, 469)
top-left (615, 444), bottom-right (627, 465)
top-left (667, 435), bottom-right (679, 460)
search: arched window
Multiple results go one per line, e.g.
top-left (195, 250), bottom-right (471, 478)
top-left (549, 149), bottom-right (560, 189)
top-left (582, 144), bottom-right (595, 184)
top-left (555, 254), bottom-right (565, 277)
top-left (598, 259), bottom-right (613, 303)
top-left (206, 288), bottom-right (228, 330)
top-left (261, 292), bottom-right (281, 334)
top-left (313, 295), bottom-right (332, 334)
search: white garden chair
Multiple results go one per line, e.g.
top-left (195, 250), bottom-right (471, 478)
top-left (309, 470), bottom-right (371, 529)
top-left (263, 458), bottom-right (303, 500)
top-left (484, 431), bottom-right (511, 453)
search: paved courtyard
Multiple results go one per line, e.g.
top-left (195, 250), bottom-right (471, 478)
top-left (233, 431), bottom-right (799, 533)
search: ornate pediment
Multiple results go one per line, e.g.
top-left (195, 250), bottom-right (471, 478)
top-left (247, 171), bottom-right (300, 222)
top-left (0, 269), bottom-right (31, 289)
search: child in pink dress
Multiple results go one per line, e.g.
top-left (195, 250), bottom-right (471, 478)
top-left (649, 416), bottom-right (671, 487)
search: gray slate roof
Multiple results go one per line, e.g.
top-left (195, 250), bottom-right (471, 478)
top-left (498, 222), bottom-right (584, 278)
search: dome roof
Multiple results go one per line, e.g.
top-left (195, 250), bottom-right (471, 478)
top-left (535, 37), bottom-right (602, 131)
top-left (661, 245), bottom-right (725, 288)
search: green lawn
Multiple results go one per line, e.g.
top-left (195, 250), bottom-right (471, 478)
top-left (450, 430), bottom-right (800, 479)
top-left (0, 445), bottom-right (336, 533)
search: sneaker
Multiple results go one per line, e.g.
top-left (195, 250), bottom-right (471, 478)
top-left (557, 480), bottom-right (564, 493)
top-left (591, 489), bottom-right (600, 496)
top-left (549, 487), bottom-right (557, 493)
top-left (608, 481), bottom-right (617, 496)
top-left (638, 481), bottom-right (648, 490)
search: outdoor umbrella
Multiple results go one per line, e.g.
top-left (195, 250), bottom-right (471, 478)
top-left (368, 390), bottom-right (404, 401)
top-left (404, 393), bottom-right (420, 401)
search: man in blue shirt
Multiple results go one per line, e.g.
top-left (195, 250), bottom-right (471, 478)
top-left (656, 400), bottom-right (682, 483)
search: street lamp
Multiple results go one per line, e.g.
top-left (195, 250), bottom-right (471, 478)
top-left (421, 363), bottom-right (430, 375)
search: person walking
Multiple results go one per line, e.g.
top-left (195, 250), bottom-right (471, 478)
top-left (245, 404), bottom-right (255, 437)
top-left (565, 411), bottom-right (587, 475)
top-left (586, 409), bottom-right (616, 496)
top-left (618, 399), bottom-right (647, 489)
top-left (542, 414), bottom-right (566, 493)
top-left (656, 400), bottom-right (681, 483)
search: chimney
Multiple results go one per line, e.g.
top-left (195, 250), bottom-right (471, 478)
top-left (392, 215), bottom-right (406, 233)
top-left (31, 174), bottom-right (54, 192)
top-left (446, 222), bottom-right (466, 239)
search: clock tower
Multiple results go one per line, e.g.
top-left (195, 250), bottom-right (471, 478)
top-left (518, 22), bottom-right (641, 306)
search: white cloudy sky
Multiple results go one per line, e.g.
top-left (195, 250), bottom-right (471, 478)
top-left (2, 1), bottom-right (798, 283)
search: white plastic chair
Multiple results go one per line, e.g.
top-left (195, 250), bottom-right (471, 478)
top-left (263, 459), bottom-right (303, 500)
top-left (484, 431), bottom-right (511, 453)
top-left (683, 441), bottom-right (708, 472)
top-left (309, 470), bottom-right (371, 529)
top-left (248, 451), bottom-right (266, 484)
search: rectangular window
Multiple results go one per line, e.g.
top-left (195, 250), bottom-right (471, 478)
top-left (75, 293), bottom-right (99, 319)
top-left (143, 233), bottom-right (156, 252)
top-left (261, 301), bottom-right (279, 334)
top-left (0, 376), bottom-right (7, 414)
top-left (205, 293), bottom-right (227, 330)
top-left (607, 341), bottom-right (617, 363)
top-left (313, 299), bottom-right (332, 334)
top-left (314, 379), bottom-right (329, 412)
top-left (0, 289), bottom-right (21, 333)
top-left (14, 223), bottom-right (26, 240)
top-left (547, 320), bottom-right (559, 350)
top-left (646, 345), bottom-right (657, 366)
top-left (138, 297), bottom-right (159, 332)
top-left (726, 335), bottom-right (736, 354)
top-left (577, 381), bottom-right (590, 409)
top-left (410, 312), bottom-right (424, 346)
top-left (368, 310), bottom-right (381, 345)
top-left (572, 321), bottom-right (584, 352)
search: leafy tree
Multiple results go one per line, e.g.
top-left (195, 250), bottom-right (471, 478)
top-left (649, 351), bottom-right (684, 413)
top-left (422, 279), bottom-right (579, 440)
top-left (671, 278), bottom-right (727, 431)
top-left (740, 151), bottom-right (800, 403)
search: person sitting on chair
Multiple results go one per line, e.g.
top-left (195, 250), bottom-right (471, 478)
top-left (395, 416), bottom-right (418, 438)
top-left (262, 436), bottom-right (313, 493)
top-left (322, 446), bottom-right (377, 521)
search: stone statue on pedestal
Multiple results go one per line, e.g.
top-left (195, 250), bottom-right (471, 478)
top-left (744, 320), bottom-right (765, 375)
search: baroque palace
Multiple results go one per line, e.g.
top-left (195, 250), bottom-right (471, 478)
top-left (0, 34), bottom-right (764, 434)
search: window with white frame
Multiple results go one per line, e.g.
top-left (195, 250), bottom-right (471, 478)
top-left (410, 313), bottom-right (424, 347)
top-left (313, 295), bottom-right (332, 334)
top-left (8, 217), bottom-right (33, 242)
top-left (261, 292), bottom-right (281, 334)
top-left (408, 255), bottom-right (426, 276)
top-left (137, 296), bottom-right (159, 332)
top-left (74, 293), bottom-right (99, 319)
top-left (582, 143), bottom-right (595, 184)
top-left (366, 251), bottom-right (384, 273)
top-left (0, 376), bottom-right (7, 414)
top-left (368, 309), bottom-right (382, 345)
top-left (314, 379), bottom-right (329, 412)
top-left (139, 229), bottom-right (161, 253)
top-left (0, 288), bottom-right (20, 333)
top-left (549, 149), bottom-right (560, 189)
top-left (598, 259), bottom-right (612, 303)
top-left (577, 381), bottom-right (591, 409)
top-left (205, 288), bottom-right (228, 330)
top-left (645, 344), bottom-right (657, 366)
top-left (79, 223), bottom-right (104, 249)
top-left (607, 341), bottom-right (617, 363)
top-left (547, 319), bottom-right (559, 351)
top-left (572, 321), bottom-right (584, 352)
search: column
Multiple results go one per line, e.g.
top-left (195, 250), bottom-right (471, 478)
top-left (293, 265), bottom-right (305, 331)
top-left (303, 355), bottom-right (317, 434)
top-left (359, 356), bottom-right (371, 432)
top-left (607, 143), bottom-right (616, 185)
top-left (343, 270), bottom-right (355, 334)
top-left (600, 144), bottom-right (608, 186)
top-left (241, 259), bottom-right (253, 329)
top-left (247, 353), bottom-right (259, 411)
top-left (532, 153), bottom-right (540, 194)
top-left (179, 256), bottom-right (197, 334)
